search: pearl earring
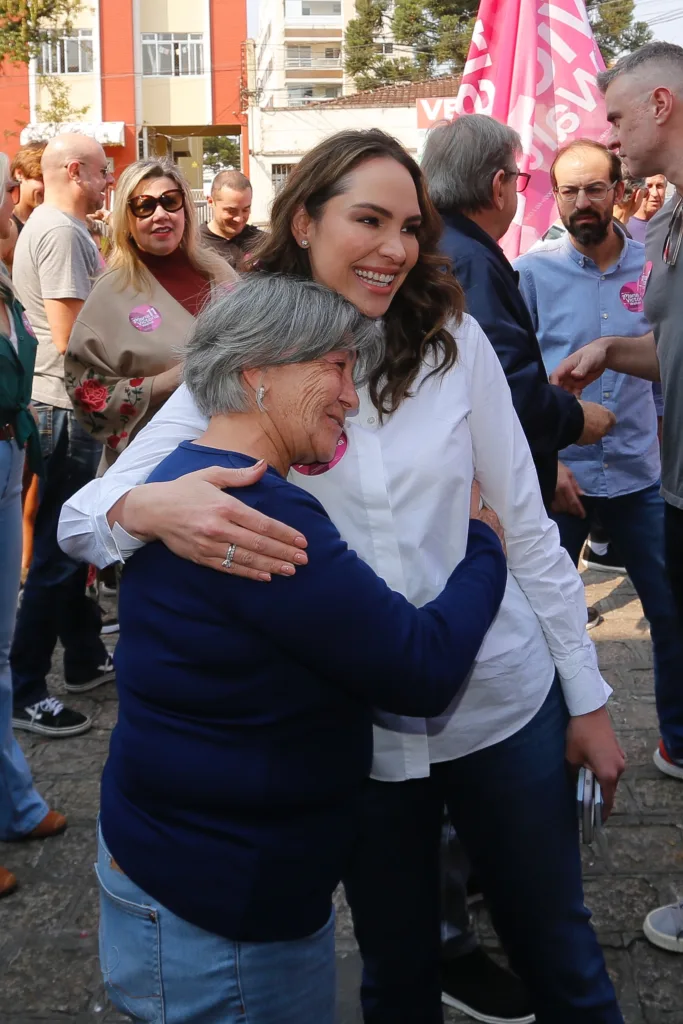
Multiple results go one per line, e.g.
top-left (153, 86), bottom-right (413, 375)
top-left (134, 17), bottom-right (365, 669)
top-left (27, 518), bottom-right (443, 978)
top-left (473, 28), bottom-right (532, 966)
top-left (256, 385), bottom-right (266, 412)
top-left (300, 239), bottom-right (309, 248)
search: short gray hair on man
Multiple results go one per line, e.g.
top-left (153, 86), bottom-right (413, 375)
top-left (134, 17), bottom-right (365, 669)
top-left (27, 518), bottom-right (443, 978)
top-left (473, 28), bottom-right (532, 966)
top-left (184, 274), bottom-right (385, 417)
top-left (421, 114), bottom-right (522, 215)
top-left (597, 42), bottom-right (683, 95)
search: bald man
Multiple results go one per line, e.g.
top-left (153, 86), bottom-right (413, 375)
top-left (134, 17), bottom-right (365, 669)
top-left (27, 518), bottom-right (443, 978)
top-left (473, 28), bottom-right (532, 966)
top-left (10, 134), bottom-right (115, 740)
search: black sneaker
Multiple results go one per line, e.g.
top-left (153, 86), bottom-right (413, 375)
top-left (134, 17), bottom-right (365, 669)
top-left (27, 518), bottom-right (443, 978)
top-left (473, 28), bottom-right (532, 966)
top-left (582, 544), bottom-right (626, 574)
top-left (586, 606), bottom-right (603, 631)
top-left (441, 948), bottom-right (534, 1023)
top-left (12, 697), bottom-right (92, 737)
top-left (100, 611), bottom-right (119, 636)
top-left (64, 655), bottom-right (115, 694)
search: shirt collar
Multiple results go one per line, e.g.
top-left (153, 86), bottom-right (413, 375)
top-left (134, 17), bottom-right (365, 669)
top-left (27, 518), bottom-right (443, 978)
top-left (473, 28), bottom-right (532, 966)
top-left (561, 221), bottom-right (629, 273)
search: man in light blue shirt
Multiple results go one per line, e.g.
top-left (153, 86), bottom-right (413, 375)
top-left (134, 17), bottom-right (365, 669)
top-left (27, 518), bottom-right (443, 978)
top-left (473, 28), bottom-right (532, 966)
top-left (516, 138), bottom-right (683, 767)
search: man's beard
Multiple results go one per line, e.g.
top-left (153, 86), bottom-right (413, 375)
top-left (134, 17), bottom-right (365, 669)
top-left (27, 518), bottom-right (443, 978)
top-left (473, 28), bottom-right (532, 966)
top-left (565, 210), bottom-right (611, 246)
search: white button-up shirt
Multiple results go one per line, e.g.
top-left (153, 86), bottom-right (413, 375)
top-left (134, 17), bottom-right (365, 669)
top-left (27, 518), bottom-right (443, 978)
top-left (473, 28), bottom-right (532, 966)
top-left (59, 314), bottom-right (610, 780)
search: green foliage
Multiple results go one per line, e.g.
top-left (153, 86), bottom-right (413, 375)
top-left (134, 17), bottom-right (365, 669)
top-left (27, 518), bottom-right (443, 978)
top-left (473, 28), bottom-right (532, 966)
top-left (203, 135), bottom-right (241, 172)
top-left (0, 0), bottom-right (83, 65)
top-left (344, 0), bottom-right (653, 90)
top-left (35, 75), bottom-right (88, 121)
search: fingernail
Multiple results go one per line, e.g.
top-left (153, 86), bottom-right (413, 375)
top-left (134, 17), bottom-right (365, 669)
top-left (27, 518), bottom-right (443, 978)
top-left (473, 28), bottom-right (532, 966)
top-left (294, 535), bottom-right (307, 547)
top-left (294, 552), bottom-right (307, 564)
top-left (281, 564), bottom-right (295, 576)
top-left (258, 572), bottom-right (271, 582)
top-left (254, 459), bottom-right (265, 467)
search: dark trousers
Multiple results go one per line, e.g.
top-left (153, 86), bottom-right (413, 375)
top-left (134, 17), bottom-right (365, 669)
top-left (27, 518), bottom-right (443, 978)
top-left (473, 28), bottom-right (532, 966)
top-left (11, 404), bottom-right (107, 709)
top-left (664, 501), bottom-right (683, 627)
top-left (552, 483), bottom-right (683, 761)
top-left (343, 680), bottom-right (622, 1024)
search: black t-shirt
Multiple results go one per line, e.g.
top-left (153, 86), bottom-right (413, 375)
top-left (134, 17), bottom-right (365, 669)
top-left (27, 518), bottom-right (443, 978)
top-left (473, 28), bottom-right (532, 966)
top-left (12, 212), bottom-right (25, 236)
top-left (199, 222), bottom-right (264, 268)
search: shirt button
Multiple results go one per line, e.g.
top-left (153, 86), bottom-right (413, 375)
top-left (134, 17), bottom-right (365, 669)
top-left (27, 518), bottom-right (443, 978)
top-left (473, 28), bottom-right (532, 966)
top-left (604, 463), bottom-right (609, 468)
top-left (604, 392), bottom-right (611, 398)
top-left (367, 416), bottom-right (376, 425)
top-left (601, 275), bottom-right (606, 280)
top-left (602, 313), bottom-right (609, 319)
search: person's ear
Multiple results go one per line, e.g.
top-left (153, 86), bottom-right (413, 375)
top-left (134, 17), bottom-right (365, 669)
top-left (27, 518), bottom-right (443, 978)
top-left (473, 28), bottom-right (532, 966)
top-left (491, 169), bottom-right (508, 212)
top-left (207, 195), bottom-right (214, 208)
top-left (291, 204), bottom-right (312, 247)
top-left (613, 181), bottom-right (625, 206)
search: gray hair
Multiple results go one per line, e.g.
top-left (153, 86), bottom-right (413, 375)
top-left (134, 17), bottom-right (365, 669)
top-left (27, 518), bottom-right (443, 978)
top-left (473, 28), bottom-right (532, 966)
top-left (184, 274), bottom-right (385, 417)
top-left (421, 114), bottom-right (522, 214)
top-left (597, 42), bottom-right (683, 95)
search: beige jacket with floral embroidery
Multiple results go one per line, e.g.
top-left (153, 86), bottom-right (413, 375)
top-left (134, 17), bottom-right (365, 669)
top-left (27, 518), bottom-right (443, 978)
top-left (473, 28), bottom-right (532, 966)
top-left (65, 268), bottom-right (198, 470)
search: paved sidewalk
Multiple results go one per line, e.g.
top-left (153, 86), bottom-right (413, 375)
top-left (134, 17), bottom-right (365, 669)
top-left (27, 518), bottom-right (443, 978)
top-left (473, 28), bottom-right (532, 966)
top-left (1, 569), bottom-right (682, 1023)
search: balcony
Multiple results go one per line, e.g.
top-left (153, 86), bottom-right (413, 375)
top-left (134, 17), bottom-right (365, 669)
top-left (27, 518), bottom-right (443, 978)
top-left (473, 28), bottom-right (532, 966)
top-left (285, 0), bottom-right (342, 28)
top-left (285, 55), bottom-right (342, 69)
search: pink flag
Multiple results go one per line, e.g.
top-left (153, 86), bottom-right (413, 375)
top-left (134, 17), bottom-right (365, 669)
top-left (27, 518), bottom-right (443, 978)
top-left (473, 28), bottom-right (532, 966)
top-left (455, 0), bottom-right (608, 257)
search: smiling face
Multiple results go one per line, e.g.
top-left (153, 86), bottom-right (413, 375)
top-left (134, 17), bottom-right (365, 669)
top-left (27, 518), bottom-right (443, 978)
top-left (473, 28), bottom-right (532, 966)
top-left (292, 157), bottom-right (421, 319)
top-left (258, 349), bottom-right (359, 466)
top-left (209, 186), bottom-right (252, 239)
top-left (127, 175), bottom-right (186, 256)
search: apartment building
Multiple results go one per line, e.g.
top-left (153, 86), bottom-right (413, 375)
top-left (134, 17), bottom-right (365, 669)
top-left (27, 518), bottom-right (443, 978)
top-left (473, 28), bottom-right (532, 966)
top-left (255, 0), bottom-right (408, 109)
top-left (0, 0), bottom-right (247, 186)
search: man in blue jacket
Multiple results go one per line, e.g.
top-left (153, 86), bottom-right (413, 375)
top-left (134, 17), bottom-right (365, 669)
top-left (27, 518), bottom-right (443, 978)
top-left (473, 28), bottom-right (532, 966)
top-left (421, 114), bottom-right (617, 1023)
top-left (421, 114), bottom-right (615, 510)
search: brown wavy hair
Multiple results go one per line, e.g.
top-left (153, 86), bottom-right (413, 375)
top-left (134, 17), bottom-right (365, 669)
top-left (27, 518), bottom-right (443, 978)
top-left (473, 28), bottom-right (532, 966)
top-left (249, 129), bottom-right (464, 416)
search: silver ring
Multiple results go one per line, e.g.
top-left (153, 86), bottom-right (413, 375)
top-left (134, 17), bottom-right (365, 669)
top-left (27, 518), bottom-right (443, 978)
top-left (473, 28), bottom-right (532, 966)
top-left (221, 543), bottom-right (237, 570)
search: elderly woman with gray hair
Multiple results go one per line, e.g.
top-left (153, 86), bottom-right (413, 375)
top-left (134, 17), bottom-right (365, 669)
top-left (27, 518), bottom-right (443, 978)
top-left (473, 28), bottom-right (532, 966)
top-left (95, 273), bottom-right (507, 1024)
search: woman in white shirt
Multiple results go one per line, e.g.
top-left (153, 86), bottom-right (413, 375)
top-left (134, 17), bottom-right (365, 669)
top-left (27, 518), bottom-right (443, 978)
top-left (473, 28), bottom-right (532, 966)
top-left (60, 130), bottom-right (625, 1024)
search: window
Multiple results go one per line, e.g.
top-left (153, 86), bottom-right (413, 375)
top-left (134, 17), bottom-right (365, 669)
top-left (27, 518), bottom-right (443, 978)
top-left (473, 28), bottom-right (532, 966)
top-left (287, 85), bottom-right (341, 105)
top-left (38, 29), bottom-right (93, 74)
top-left (324, 47), bottom-right (341, 59)
top-left (375, 42), bottom-right (394, 54)
top-left (272, 163), bottom-right (297, 191)
top-left (286, 45), bottom-right (312, 67)
top-left (301, 1), bottom-right (341, 15)
top-left (142, 33), bottom-right (204, 77)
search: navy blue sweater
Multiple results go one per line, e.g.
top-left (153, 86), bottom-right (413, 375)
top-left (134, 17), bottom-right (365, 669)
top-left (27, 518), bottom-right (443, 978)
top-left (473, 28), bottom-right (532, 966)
top-left (439, 211), bottom-right (585, 507)
top-left (101, 442), bottom-right (506, 942)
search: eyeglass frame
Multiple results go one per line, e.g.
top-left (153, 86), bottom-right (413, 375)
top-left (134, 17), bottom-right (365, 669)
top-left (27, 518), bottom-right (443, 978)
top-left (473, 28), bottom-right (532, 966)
top-left (662, 195), bottom-right (683, 268)
top-left (127, 189), bottom-right (185, 220)
top-left (504, 169), bottom-right (531, 194)
top-left (553, 181), bottom-right (619, 205)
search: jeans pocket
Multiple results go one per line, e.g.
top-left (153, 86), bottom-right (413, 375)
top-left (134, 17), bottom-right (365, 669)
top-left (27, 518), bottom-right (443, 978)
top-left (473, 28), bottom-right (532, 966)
top-left (95, 863), bottom-right (164, 1023)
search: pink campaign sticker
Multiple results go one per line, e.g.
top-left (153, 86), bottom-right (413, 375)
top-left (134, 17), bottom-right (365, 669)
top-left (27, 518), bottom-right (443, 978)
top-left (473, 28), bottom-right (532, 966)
top-left (21, 312), bottom-right (36, 337)
top-left (292, 431), bottom-right (348, 476)
top-left (619, 260), bottom-right (653, 314)
top-left (129, 304), bottom-right (162, 332)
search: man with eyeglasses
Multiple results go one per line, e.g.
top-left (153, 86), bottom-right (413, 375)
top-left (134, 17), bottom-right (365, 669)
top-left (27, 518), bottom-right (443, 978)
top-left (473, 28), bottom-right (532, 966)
top-left (549, 41), bottom-right (683, 957)
top-left (516, 135), bottom-right (682, 787)
top-left (10, 133), bottom-right (115, 740)
top-left (422, 114), bottom-right (615, 513)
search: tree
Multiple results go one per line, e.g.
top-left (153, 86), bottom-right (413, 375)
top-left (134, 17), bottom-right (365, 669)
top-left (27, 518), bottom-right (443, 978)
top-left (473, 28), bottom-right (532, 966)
top-left (35, 76), bottom-right (89, 121)
top-left (344, 0), bottom-right (652, 91)
top-left (0, 0), bottom-right (83, 65)
top-left (203, 135), bottom-right (241, 173)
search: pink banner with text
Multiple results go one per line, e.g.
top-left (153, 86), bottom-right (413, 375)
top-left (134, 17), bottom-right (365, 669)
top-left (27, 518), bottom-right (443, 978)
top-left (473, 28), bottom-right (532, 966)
top-left (453, 0), bottom-right (609, 256)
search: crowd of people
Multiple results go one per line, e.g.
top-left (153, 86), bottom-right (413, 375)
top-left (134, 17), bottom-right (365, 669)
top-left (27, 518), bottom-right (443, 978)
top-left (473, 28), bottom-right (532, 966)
top-left (0, 36), bottom-right (682, 1024)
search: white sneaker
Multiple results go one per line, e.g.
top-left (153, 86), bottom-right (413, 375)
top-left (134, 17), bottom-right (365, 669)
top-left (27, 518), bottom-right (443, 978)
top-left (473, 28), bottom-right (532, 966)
top-left (644, 902), bottom-right (683, 953)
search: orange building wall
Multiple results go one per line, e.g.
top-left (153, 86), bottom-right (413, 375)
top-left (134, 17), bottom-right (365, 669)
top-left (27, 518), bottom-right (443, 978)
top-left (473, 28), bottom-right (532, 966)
top-left (0, 62), bottom-right (31, 160)
top-left (211, 0), bottom-right (247, 168)
top-left (100, 0), bottom-right (138, 177)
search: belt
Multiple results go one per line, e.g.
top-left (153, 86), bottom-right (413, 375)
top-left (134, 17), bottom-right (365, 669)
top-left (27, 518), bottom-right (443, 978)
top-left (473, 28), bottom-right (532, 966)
top-left (0, 422), bottom-right (15, 441)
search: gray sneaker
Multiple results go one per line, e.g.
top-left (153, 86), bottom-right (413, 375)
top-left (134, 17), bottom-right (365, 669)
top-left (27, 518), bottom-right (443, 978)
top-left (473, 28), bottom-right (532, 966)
top-left (643, 902), bottom-right (683, 953)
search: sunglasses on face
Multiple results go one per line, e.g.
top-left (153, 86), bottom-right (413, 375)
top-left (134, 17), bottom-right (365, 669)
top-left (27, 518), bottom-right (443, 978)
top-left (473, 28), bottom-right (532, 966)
top-left (128, 189), bottom-right (184, 219)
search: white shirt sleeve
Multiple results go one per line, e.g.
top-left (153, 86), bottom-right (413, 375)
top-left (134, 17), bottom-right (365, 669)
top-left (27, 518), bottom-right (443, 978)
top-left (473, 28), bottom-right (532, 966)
top-left (464, 317), bottom-right (611, 717)
top-left (58, 384), bottom-right (208, 567)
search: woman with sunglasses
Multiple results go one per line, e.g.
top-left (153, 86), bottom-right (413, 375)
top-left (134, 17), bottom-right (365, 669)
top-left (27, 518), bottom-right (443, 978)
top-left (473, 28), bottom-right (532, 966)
top-left (65, 159), bottom-right (234, 469)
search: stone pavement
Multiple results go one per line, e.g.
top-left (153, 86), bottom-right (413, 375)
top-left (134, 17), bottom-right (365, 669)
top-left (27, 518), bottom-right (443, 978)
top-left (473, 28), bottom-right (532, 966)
top-left (1, 568), bottom-right (683, 1023)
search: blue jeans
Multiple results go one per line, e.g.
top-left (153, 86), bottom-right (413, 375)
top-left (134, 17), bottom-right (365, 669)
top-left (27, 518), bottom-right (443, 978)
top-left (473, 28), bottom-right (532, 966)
top-left (10, 404), bottom-right (107, 709)
top-left (343, 680), bottom-right (622, 1024)
top-left (552, 483), bottom-right (683, 761)
top-left (96, 826), bottom-right (336, 1024)
top-left (0, 440), bottom-right (47, 839)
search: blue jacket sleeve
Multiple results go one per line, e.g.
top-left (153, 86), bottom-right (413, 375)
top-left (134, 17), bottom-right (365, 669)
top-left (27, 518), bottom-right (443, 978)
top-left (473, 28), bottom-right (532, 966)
top-left (456, 254), bottom-right (585, 456)
top-left (223, 484), bottom-right (507, 718)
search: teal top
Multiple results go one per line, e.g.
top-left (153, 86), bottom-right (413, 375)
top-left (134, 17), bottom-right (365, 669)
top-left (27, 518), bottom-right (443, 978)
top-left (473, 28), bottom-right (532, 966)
top-left (0, 294), bottom-right (43, 475)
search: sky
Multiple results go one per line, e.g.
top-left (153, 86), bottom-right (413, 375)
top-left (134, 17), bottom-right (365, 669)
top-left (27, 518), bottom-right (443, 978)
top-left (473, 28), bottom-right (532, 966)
top-left (246, 1), bottom-right (683, 47)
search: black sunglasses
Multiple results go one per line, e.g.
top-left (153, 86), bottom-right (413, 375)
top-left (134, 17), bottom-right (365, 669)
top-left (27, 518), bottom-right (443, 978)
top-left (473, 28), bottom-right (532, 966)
top-left (128, 189), bottom-right (184, 219)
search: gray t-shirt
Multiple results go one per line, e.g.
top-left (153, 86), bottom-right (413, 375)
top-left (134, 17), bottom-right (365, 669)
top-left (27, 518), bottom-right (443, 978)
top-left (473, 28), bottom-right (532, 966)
top-left (13, 203), bottom-right (99, 409)
top-left (645, 196), bottom-right (683, 508)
